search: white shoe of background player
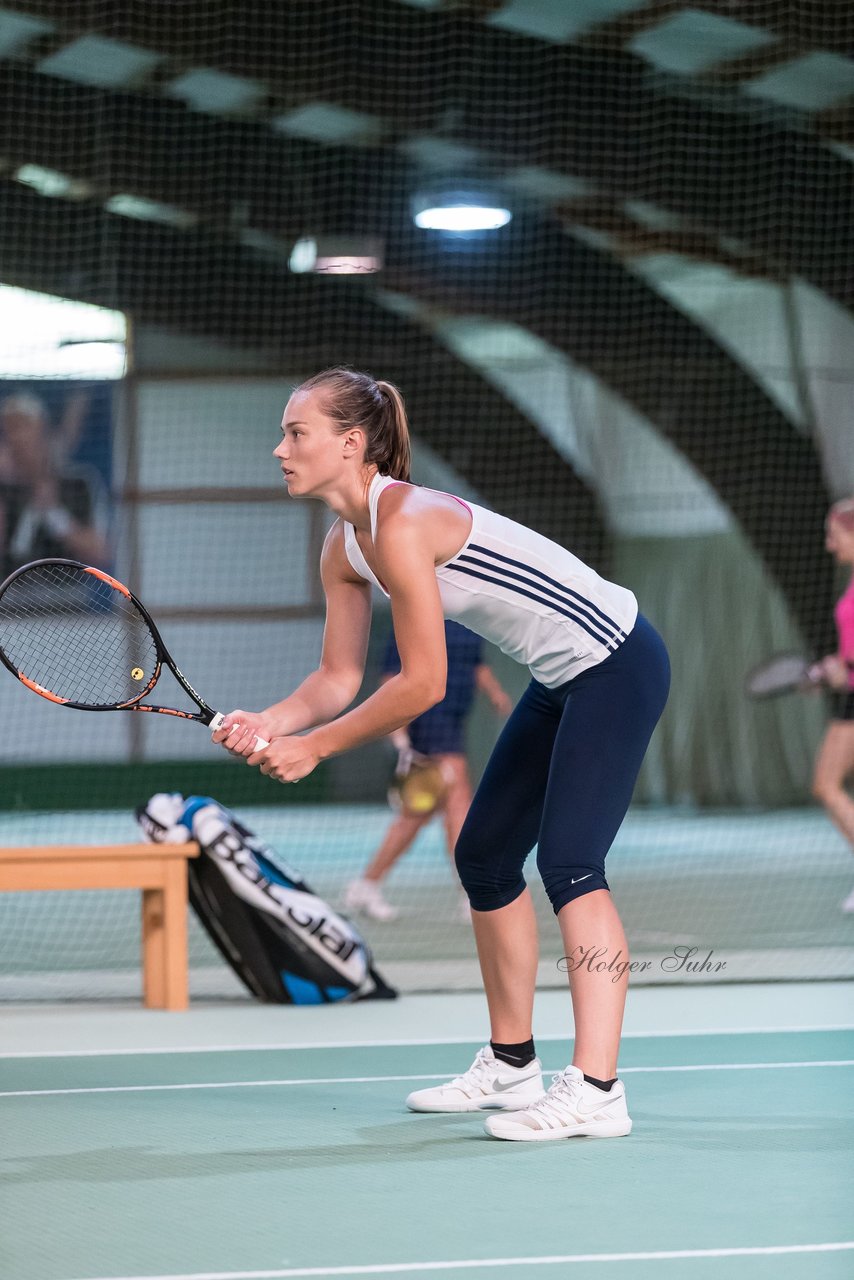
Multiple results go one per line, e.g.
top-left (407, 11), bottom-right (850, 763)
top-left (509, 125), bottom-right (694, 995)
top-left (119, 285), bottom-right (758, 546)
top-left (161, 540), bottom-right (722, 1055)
top-left (343, 877), bottom-right (399, 922)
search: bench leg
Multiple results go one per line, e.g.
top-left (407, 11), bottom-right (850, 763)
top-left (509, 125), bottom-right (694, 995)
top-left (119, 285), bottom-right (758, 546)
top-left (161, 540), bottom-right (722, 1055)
top-left (142, 864), bottom-right (189, 1010)
top-left (162, 859), bottom-right (190, 1011)
top-left (142, 888), bottom-right (166, 1009)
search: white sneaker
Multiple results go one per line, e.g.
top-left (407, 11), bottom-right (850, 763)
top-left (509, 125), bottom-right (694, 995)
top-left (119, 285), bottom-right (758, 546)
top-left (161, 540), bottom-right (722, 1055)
top-left (343, 878), bottom-right (398, 922)
top-left (406, 1045), bottom-right (544, 1113)
top-left (842, 885), bottom-right (854, 913)
top-left (483, 1065), bottom-right (632, 1141)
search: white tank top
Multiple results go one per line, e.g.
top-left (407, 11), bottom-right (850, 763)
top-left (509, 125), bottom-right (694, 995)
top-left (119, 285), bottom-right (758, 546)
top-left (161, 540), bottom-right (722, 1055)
top-left (344, 473), bottom-right (638, 688)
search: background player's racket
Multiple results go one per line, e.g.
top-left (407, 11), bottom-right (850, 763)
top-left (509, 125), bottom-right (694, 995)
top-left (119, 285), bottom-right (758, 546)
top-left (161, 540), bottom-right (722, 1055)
top-left (744, 652), bottom-right (821, 699)
top-left (0, 558), bottom-right (268, 748)
top-left (388, 746), bottom-right (448, 818)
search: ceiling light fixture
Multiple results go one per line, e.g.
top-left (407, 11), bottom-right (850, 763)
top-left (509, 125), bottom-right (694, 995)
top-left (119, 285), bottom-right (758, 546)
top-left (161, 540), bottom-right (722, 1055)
top-left (288, 236), bottom-right (383, 274)
top-left (412, 185), bottom-right (512, 232)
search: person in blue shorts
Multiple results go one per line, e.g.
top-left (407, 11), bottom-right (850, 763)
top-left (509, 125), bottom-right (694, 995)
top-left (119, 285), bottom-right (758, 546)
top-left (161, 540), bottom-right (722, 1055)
top-left (215, 368), bottom-right (670, 1142)
top-left (344, 618), bottom-right (512, 923)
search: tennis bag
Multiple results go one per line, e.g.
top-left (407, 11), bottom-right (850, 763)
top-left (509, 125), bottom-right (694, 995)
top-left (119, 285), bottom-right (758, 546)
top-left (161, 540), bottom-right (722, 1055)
top-left (136, 793), bottom-right (396, 1004)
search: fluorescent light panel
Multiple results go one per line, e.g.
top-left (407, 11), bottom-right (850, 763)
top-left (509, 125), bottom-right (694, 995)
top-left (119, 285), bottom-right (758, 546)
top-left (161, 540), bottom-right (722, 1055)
top-left (14, 164), bottom-right (92, 200)
top-left (272, 103), bottom-right (382, 145)
top-left (0, 8), bottom-right (52, 57)
top-left (630, 9), bottom-right (774, 74)
top-left (746, 51), bottom-right (854, 112)
top-left (414, 204), bottom-right (512, 231)
top-left (289, 236), bottom-right (383, 274)
top-left (38, 34), bottom-right (162, 89)
top-left (105, 194), bottom-right (197, 228)
top-left (487, 0), bottom-right (644, 44)
top-left (169, 68), bottom-right (265, 115)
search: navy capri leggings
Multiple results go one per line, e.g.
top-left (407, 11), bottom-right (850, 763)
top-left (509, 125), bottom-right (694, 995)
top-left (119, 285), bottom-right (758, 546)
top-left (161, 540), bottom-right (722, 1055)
top-left (455, 614), bottom-right (670, 915)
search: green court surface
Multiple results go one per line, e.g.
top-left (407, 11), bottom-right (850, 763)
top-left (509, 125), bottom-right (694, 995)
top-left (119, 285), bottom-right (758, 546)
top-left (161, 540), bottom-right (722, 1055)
top-left (1, 987), bottom-right (852, 1280)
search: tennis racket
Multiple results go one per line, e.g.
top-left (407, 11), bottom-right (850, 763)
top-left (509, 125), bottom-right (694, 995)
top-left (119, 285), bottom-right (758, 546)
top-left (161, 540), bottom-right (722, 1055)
top-left (0, 558), bottom-right (268, 748)
top-left (388, 747), bottom-right (448, 818)
top-left (744, 652), bottom-right (821, 699)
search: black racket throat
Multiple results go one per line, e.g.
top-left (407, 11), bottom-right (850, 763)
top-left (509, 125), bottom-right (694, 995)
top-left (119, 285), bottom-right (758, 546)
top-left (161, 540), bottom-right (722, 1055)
top-left (0, 557), bottom-right (216, 722)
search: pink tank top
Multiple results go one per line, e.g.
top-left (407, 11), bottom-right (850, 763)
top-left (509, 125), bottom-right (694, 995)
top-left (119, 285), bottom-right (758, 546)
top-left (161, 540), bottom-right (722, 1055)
top-left (835, 577), bottom-right (854, 689)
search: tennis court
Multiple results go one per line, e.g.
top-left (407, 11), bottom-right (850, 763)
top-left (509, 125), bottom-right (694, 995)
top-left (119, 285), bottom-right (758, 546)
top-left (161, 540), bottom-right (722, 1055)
top-left (3, 985), bottom-right (853, 1280)
top-left (1, 799), bottom-right (853, 1279)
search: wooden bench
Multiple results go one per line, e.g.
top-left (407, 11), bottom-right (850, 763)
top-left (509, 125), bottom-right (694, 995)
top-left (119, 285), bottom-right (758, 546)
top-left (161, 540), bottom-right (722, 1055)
top-left (0, 842), bottom-right (200, 1010)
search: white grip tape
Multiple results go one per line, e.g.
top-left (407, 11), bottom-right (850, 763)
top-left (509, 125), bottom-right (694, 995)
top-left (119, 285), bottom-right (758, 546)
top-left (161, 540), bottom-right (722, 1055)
top-left (209, 711), bottom-right (269, 751)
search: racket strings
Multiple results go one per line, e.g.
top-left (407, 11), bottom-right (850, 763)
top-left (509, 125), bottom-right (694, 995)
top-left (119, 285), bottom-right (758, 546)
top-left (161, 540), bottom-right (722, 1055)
top-left (0, 564), bottom-right (158, 707)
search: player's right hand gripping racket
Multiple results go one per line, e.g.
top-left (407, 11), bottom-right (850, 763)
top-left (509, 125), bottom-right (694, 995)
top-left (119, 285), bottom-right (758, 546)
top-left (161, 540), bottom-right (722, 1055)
top-left (0, 558), bottom-right (268, 749)
top-left (744, 652), bottom-right (821, 699)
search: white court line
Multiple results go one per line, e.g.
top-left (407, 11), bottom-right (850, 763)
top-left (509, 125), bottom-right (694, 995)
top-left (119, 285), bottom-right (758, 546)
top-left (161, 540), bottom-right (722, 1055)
top-left (1, 1023), bottom-right (852, 1060)
top-left (63, 1240), bottom-right (854, 1280)
top-left (2, 1059), bottom-right (852, 1098)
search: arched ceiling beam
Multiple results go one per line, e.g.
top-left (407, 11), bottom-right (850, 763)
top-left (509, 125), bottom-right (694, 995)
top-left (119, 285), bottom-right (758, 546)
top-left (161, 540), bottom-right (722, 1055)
top-left (380, 210), bottom-right (835, 653)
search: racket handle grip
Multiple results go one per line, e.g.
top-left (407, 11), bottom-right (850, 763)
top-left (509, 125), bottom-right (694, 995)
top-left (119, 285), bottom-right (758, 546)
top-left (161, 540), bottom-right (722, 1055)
top-left (209, 711), bottom-right (270, 752)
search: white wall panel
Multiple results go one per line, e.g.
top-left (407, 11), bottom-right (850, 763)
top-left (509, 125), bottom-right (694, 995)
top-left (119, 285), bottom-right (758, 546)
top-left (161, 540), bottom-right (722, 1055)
top-left (0, 675), bottom-right (130, 763)
top-left (137, 502), bottom-right (311, 607)
top-left (135, 379), bottom-right (294, 488)
top-left (137, 618), bottom-right (326, 759)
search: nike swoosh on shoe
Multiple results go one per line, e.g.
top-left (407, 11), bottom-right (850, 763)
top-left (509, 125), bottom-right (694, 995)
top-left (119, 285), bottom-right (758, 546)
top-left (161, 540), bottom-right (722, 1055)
top-left (490, 1075), bottom-right (536, 1092)
top-left (575, 1093), bottom-right (623, 1117)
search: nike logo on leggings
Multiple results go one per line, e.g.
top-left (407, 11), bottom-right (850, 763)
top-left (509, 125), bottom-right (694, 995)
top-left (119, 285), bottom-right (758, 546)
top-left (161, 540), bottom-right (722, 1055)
top-left (571, 874), bottom-right (593, 885)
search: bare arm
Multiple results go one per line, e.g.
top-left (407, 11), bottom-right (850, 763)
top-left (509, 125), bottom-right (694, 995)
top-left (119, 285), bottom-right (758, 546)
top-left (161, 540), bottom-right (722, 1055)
top-left (377, 671), bottom-right (411, 750)
top-left (55, 389), bottom-right (92, 464)
top-left (475, 662), bottom-right (513, 716)
top-left (306, 500), bottom-right (447, 761)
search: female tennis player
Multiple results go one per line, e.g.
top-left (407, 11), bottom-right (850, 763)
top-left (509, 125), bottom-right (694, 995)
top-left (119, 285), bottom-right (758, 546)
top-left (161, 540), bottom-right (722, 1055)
top-left (812, 498), bottom-right (854, 913)
top-left (213, 368), bottom-right (670, 1142)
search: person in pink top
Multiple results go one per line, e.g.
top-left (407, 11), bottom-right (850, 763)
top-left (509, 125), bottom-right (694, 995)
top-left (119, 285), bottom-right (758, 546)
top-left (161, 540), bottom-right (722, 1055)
top-left (812, 497), bottom-right (854, 912)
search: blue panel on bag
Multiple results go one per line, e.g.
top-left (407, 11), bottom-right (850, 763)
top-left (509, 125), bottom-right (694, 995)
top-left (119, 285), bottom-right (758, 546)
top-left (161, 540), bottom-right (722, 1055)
top-left (282, 972), bottom-right (324, 1005)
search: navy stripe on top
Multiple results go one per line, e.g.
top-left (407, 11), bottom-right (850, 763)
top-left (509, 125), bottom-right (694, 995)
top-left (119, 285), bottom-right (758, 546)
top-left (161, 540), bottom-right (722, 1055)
top-left (447, 563), bottom-right (620, 650)
top-left (456, 553), bottom-right (623, 647)
top-left (466, 543), bottom-right (626, 639)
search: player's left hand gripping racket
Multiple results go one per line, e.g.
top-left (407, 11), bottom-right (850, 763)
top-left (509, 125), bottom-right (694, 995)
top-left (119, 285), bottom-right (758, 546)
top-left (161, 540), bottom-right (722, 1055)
top-left (0, 558), bottom-right (269, 749)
